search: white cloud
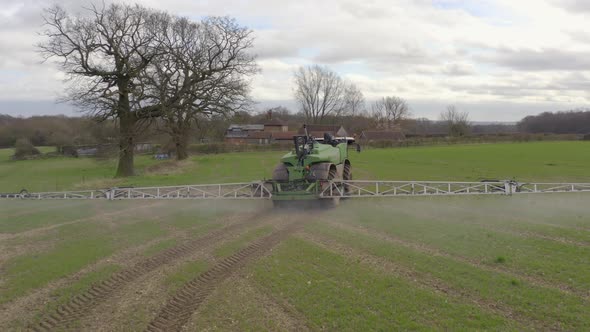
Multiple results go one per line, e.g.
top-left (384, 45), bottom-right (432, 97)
top-left (0, 0), bottom-right (589, 120)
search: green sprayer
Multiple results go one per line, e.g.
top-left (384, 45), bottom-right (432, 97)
top-left (269, 125), bottom-right (352, 207)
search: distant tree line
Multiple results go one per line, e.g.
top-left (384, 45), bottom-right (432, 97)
top-left (8, 107), bottom-right (590, 153)
top-left (517, 109), bottom-right (590, 134)
top-left (0, 115), bottom-right (118, 148)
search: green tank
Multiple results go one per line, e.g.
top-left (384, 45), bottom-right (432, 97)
top-left (270, 125), bottom-right (352, 207)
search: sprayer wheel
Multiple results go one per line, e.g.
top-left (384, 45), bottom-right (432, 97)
top-left (322, 167), bottom-right (340, 207)
top-left (343, 163), bottom-right (352, 195)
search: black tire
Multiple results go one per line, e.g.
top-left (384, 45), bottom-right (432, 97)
top-left (272, 163), bottom-right (289, 181)
top-left (323, 166), bottom-right (340, 207)
top-left (343, 161), bottom-right (352, 196)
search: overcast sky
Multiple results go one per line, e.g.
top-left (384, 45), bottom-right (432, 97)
top-left (1, 0), bottom-right (589, 121)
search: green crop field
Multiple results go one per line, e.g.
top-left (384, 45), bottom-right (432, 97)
top-left (1, 141), bottom-right (589, 330)
top-left (0, 141), bottom-right (589, 192)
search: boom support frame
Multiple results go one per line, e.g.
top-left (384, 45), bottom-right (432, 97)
top-left (2, 180), bottom-right (590, 200)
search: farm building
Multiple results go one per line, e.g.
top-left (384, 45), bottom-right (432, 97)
top-left (224, 124), bottom-right (265, 144)
top-left (271, 131), bottom-right (299, 143)
top-left (263, 118), bottom-right (288, 132)
top-left (224, 119), bottom-right (290, 144)
top-left (224, 122), bottom-right (351, 145)
top-left (244, 131), bottom-right (272, 145)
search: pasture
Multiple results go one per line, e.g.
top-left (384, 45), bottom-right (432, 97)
top-left (0, 141), bottom-right (589, 330)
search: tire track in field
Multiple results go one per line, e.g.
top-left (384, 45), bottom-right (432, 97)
top-left (324, 220), bottom-right (590, 301)
top-left (0, 207), bottom-right (199, 331)
top-left (1, 208), bottom-right (261, 331)
top-left (0, 207), bottom-right (243, 332)
top-left (75, 213), bottom-right (287, 331)
top-left (297, 231), bottom-right (551, 331)
top-left (30, 210), bottom-right (270, 332)
top-left (146, 218), bottom-right (304, 332)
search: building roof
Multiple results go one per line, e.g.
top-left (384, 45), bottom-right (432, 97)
top-left (225, 131), bottom-right (249, 138)
top-left (360, 130), bottom-right (406, 140)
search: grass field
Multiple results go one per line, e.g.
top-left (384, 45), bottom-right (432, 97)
top-left (1, 141), bottom-right (589, 330)
top-left (0, 141), bottom-right (589, 192)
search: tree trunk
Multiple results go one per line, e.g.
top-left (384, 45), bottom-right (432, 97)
top-left (115, 86), bottom-right (136, 177)
top-left (174, 129), bottom-right (190, 161)
top-left (116, 113), bottom-right (137, 177)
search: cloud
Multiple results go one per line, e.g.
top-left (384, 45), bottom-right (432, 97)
top-left (1, 0), bottom-right (590, 121)
top-left (555, 0), bottom-right (590, 13)
top-left (484, 48), bottom-right (590, 71)
top-left (442, 63), bottom-right (476, 76)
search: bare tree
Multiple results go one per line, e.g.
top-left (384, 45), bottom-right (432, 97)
top-left (38, 4), bottom-right (169, 176)
top-left (146, 16), bottom-right (257, 160)
top-left (343, 83), bottom-right (365, 116)
top-left (372, 96), bottom-right (410, 129)
top-left (440, 105), bottom-right (470, 137)
top-left (294, 65), bottom-right (348, 124)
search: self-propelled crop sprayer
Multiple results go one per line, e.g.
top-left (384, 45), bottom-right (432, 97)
top-left (269, 125), bottom-right (351, 207)
top-left (2, 125), bottom-right (590, 203)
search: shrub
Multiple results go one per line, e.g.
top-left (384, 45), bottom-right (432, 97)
top-left (13, 138), bottom-right (41, 160)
